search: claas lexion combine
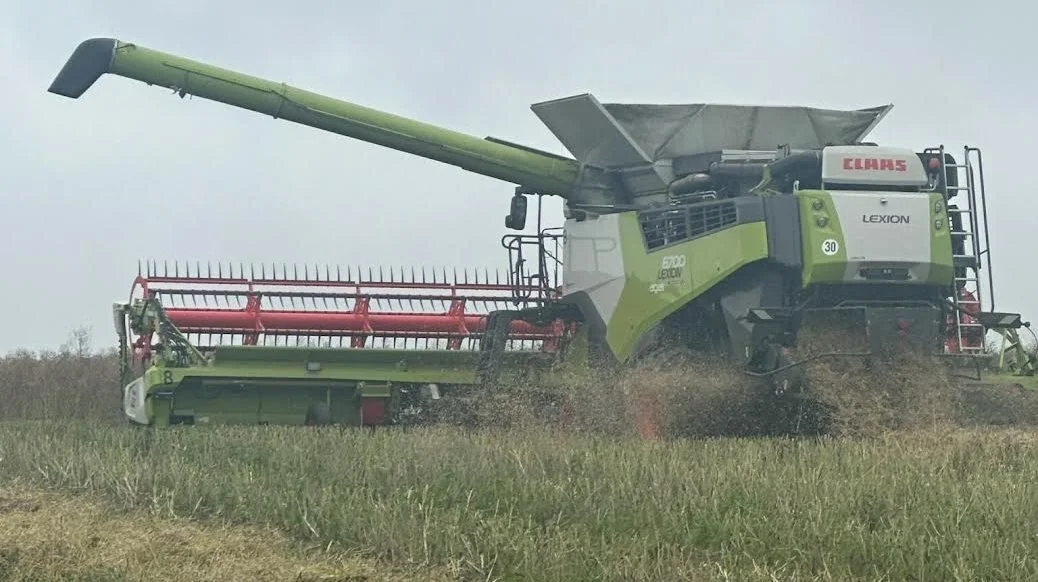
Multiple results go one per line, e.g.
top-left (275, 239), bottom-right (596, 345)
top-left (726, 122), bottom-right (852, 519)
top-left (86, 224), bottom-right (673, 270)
top-left (48, 38), bottom-right (1036, 430)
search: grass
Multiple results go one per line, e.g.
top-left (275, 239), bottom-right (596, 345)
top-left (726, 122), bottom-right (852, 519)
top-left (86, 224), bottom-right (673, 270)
top-left (3, 422), bottom-right (1038, 580)
top-left (3, 330), bottom-right (1038, 580)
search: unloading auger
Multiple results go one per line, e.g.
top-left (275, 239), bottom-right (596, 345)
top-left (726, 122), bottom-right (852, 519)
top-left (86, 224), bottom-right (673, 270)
top-left (49, 38), bottom-right (1032, 429)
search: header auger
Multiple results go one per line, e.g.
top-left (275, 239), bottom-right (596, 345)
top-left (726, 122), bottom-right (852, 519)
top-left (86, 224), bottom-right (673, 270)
top-left (50, 37), bottom-right (1034, 433)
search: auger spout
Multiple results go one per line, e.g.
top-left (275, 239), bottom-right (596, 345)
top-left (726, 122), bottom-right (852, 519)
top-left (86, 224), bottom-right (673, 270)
top-left (48, 38), bottom-right (582, 196)
top-left (49, 38), bottom-right (896, 210)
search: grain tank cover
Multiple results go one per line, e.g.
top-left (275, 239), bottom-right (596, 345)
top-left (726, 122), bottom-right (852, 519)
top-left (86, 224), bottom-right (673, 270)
top-left (532, 94), bottom-right (893, 167)
top-left (531, 93), bottom-right (893, 205)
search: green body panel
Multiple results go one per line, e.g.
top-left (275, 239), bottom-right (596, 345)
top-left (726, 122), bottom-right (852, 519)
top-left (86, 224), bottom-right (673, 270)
top-left (798, 190), bottom-right (954, 287)
top-left (49, 39), bottom-right (580, 196)
top-left (798, 191), bottom-right (848, 286)
top-left (928, 192), bottom-right (955, 285)
top-left (205, 344), bottom-right (550, 383)
top-left (608, 216), bottom-right (769, 361)
top-left (147, 381), bottom-right (358, 426)
top-left (135, 345), bottom-right (558, 425)
top-left (161, 380), bottom-right (355, 426)
top-left (148, 346), bottom-right (554, 387)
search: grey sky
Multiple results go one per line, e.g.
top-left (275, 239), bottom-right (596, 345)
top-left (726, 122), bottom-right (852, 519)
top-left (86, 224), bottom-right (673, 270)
top-left (2, 0), bottom-right (1035, 354)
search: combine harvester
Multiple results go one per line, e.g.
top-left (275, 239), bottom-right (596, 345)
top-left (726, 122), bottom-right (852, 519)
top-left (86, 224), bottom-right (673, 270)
top-left (47, 38), bottom-right (1035, 429)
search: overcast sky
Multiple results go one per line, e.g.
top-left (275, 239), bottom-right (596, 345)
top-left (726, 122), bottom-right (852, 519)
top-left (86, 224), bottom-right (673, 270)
top-left (2, 0), bottom-right (1035, 354)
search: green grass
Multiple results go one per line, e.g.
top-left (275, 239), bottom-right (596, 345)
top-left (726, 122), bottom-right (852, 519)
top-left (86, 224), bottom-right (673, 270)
top-left (3, 331), bottom-right (1038, 580)
top-left (2, 421), bottom-right (1038, 581)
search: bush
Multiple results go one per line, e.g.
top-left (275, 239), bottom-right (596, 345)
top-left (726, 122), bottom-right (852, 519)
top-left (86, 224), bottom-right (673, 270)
top-left (0, 328), bottom-right (121, 423)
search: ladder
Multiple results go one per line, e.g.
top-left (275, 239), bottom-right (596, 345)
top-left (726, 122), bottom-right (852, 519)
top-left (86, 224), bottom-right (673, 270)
top-left (926, 145), bottom-right (995, 354)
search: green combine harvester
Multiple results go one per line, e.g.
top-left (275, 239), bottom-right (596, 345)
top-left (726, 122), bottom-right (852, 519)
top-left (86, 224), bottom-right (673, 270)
top-left (47, 38), bottom-right (1036, 430)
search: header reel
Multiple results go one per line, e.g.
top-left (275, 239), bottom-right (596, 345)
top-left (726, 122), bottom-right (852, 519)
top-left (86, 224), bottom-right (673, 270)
top-left (118, 260), bottom-right (574, 365)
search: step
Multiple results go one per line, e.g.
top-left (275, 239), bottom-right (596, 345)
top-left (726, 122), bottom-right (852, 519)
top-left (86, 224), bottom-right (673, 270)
top-left (953, 256), bottom-right (978, 269)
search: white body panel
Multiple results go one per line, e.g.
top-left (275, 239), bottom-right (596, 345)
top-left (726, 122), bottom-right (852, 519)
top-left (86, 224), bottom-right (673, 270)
top-left (562, 214), bottom-right (627, 323)
top-left (822, 146), bottom-right (929, 187)
top-left (831, 191), bottom-right (933, 282)
top-left (122, 376), bottom-right (150, 425)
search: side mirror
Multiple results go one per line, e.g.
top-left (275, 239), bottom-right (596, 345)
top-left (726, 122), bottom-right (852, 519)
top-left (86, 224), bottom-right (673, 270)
top-left (504, 194), bottom-right (527, 230)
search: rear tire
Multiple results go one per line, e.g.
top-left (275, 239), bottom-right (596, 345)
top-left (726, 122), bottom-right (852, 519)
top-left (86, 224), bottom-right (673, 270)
top-left (305, 402), bottom-right (332, 426)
